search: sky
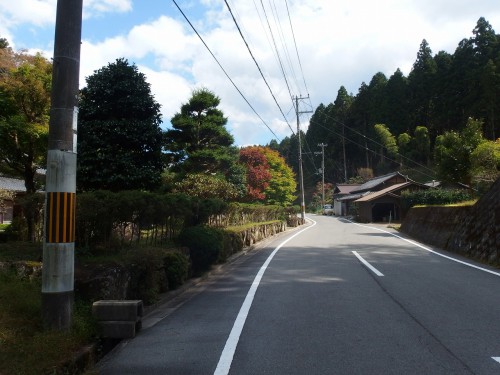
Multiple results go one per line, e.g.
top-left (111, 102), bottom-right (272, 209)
top-left (1, 0), bottom-right (500, 147)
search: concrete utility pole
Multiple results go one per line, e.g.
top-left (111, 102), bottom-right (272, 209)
top-left (317, 143), bottom-right (327, 207)
top-left (295, 95), bottom-right (312, 223)
top-left (42, 0), bottom-right (83, 330)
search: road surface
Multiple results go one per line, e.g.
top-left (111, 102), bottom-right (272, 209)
top-left (97, 215), bottom-right (500, 374)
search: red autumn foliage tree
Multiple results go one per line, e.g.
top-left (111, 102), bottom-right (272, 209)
top-left (239, 146), bottom-right (272, 201)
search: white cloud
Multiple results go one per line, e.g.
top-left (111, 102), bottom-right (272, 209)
top-left (0, 0), bottom-right (56, 27)
top-left (4, 0), bottom-right (500, 146)
top-left (84, 0), bottom-right (132, 15)
top-left (139, 66), bottom-right (193, 128)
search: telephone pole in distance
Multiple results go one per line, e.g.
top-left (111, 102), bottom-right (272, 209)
top-left (295, 95), bottom-right (312, 223)
top-left (317, 143), bottom-right (327, 208)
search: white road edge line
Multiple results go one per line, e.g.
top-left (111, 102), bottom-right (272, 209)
top-left (213, 218), bottom-right (317, 375)
top-left (493, 357), bottom-right (500, 364)
top-left (352, 251), bottom-right (384, 276)
top-left (345, 219), bottom-right (500, 278)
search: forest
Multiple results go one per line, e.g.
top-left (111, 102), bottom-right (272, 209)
top-left (270, 17), bottom-right (500, 203)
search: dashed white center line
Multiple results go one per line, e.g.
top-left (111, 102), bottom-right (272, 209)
top-left (353, 251), bottom-right (384, 277)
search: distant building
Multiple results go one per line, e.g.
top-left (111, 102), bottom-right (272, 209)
top-left (0, 176), bottom-right (26, 224)
top-left (332, 184), bottom-right (360, 216)
top-left (333, 172), bottom-right (428, 222)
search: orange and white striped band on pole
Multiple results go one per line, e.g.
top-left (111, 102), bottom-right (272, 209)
top-left (45, 192), bottom-right (76, 243)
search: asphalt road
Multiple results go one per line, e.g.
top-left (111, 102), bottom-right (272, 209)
top-left (97, 215), bottom-right (500, 374)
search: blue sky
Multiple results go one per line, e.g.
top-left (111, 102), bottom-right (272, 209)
top-left (2, 0), bottom-right (500, 147)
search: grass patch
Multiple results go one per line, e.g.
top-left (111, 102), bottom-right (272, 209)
top-left (0, 270), bottom-right (98, 375)
top-left (442, 199), bottom-right (478, 207)
top-left (413, 199), bottom-right (478, 208)
top-left (387, 224), bottom-right (401, 231)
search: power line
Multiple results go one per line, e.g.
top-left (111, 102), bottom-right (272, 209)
top-left (308, 116), bottom-right (438, 182)
top-left (223, 0), bottom-right (295, 135)
top-left (172, 0), bottom-right (281, 142)
top-left (285, 0), bottom-right (309, 96)
top-left (329, 115), bottom-right (436, 177)
top-left (258, 0), bottom-right (294, 103)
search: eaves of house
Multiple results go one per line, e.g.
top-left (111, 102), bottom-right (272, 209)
top-left (0, 176), bottom-right (26, 193)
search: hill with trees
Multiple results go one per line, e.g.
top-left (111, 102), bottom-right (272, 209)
top-left (272, 17), bottom-right (500, 203)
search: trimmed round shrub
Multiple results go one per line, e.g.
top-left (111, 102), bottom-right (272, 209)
top-left (164, 251), bottom-right (189, 289)
top-left (178, 226), bottom-right (224, 275)
top-left (125, 247), bottom-right (167, 304)
top-left (218, 231), bottom-right (244, 263)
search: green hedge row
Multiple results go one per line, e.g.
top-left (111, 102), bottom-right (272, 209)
top-left (123, 248), bottom-right (190, 304)
top-left (76, 190), bottom-right (226, 249)
top-left (207, 203), bottom-right (298, 227)
top-left (76, 191), bottom-right (297, 250)
top-left (177, 226), bottom-right (244, 276)
top-left (401, 188), bottom-right (474, 209)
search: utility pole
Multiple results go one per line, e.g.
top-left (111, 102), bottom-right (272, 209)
top-left (42, 0), bottom-right (83, 330)
top-left (295, 95), bottom-right (312, 223)
top-left (317, 143), bottom-right (327, 207)
top-left (342, 123), bottom-right (347, 183)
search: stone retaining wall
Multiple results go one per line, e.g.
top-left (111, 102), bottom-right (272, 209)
top-left (238, 221), bottom-right (287, 247)
top-left (400, 178), bottom-right (500, 266)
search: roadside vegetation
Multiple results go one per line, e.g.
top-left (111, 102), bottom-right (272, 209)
top-left (1, 15), bottom-right (500, 374)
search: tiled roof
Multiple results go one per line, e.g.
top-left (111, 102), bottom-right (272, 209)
top-left (351, 172), bottom-right (407, 193)
top-left (0, 176), bottom-right (26, 192)
top-left (334, 184), bottom-right (361, 195)
top-left (336, 192), bottom-right (367, 202)
top-left (354, 182), bottom-right (411, 202)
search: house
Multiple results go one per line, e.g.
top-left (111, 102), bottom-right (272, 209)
top-left (334, 172), bottom-right (428, 222)
top-left (332, 183), bottom-right (360, 216)
top-left (0, 176), bottom-right (26, 224)
top-left (354, 181), bottom-right (428, 222)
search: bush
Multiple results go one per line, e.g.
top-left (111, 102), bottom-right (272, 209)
top-left (124, 247), bottom-right (167, 304)
top-left (177, 226), bottom-right (224, 275)
top-left (218, 231), bottom-right (244, 263)
top-left (401, 188), bottom-right (474, 209)
top-left (3, 216), bottom-right (27, 241)
top-left (163, 251), bottom-right (190, 289)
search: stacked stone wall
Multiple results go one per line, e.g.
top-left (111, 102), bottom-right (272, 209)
top-left (400, 178), bottom-right (500, 266)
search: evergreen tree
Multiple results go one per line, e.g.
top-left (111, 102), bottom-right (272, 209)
top-left (385, 69), bottom-right (410, 135)
top-left (408, 39), bottom-right (437, 129)
top-left (77, 58), bottom-right (164, 191)
top-left (431, 50), bottom-right (454, 135)
top-left (164, 88), bottom-right (245, 195)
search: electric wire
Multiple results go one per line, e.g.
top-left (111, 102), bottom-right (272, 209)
top-left (269, 0), bottom-right (300, 94)
top-left (307, 115), bottom-right (438, 182)
top-left (258, 0), bottom-right (294, 104)
top-left (285, 0), bottom-right (309, 96)
top-left (171, 0), bottom-right (281, 141)
top-left (328, 115), bottom-right (437, 176)
top-left (223, 0), bottom-right (295, 135)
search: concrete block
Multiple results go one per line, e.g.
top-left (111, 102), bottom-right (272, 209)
top-left (92, 300), bottom-right (143, 322)
top-left (98, 320), bottom-right (141, 339)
